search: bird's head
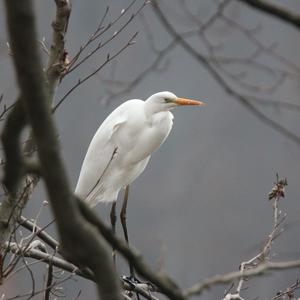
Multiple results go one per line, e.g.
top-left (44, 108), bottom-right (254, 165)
top-left (146, 91), bottom-right (206, 112)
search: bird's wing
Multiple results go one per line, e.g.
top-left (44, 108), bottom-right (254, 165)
top-left (75, 115), bottom-right (127, 203)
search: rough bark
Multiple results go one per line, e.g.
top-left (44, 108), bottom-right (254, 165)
top-left (3, 1), bottom-right (121, 299)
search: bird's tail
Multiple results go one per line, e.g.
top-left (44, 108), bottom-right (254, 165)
top-left (85, 188), bottom-right (119, 207)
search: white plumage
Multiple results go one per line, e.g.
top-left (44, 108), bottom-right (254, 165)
top-left (75, 91), bottom-right (205, 206)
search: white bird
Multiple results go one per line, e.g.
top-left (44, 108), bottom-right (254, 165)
top-left (75, 91), bottom-right (205, 276)
top-left (75, 91), bottom-right (205, 207)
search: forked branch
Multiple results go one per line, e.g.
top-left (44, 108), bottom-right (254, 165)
top-left (4, 1), bottom-right (121, 299)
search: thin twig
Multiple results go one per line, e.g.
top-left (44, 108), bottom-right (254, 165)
top-left (54, 32), bottom-right (138, 112)
top-left (77, 198), bottom-right (185, 300)
top-left (44, 256), bottom-right (54, 300)
top-left (67, 1), bottom-right (147, 75)
top-left (152, 0), bottom-right (300, 147)
top-left (68, 0), bottom-right (144, 70)
top-left (271, 279), bottom-right (300, 300)
top-left (18, 216), bottom-right (58, 252)
top-left (184, 259), bottom-right (300, 298)
top-left (4, 242), bottom-right (160, 300)
top-left (184, 176), bottom-right (289, 299)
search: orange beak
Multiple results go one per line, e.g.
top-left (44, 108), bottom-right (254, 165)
top-left (175, 97), bottom-right (206, 106)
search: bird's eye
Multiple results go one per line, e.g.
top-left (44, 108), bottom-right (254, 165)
top-left (164, 98), bottom-right (171, 103)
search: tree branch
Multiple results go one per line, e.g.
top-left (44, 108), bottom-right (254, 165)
top-left (1, 102), bottom-right (26, 196)
top-left (236, 0), bottom-right (300, 30)
top-left (227, 176), bottom-right (287, 299)
top-left (0, 102), bottom-right (27, 248)
top-left (184, 259), bottom-right (300, 298)
top-left (152, 0), bottom-right (300, 147)
top-left (46, 0), bottom-right (71, 97)
top-left (18, 216), bottom-right (59, 252)
top-left (0, 0), bottom-right (72, 252)
top-left (4, 1), bottom-right (121, 299)
top-left (77, 199), bottom-right (185, 300)
top-left (53, 32), bottom-right (138, 112)
top-left (6, 242), bottom-right (93, 280)
top-left (5, 242), bottom-right (160, 300)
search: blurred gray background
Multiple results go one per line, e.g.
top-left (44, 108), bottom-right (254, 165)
top-left (1, 0), bottom-right (300, 299)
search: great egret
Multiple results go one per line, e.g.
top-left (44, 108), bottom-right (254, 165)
top-left (75, 91), bottom-right (205, 273)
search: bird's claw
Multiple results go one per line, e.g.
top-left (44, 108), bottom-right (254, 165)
top-left (122, 275), bottom-right (141, 286)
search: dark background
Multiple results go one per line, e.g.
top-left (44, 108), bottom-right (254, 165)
top-left (1, 0), bottom-right (300, 299)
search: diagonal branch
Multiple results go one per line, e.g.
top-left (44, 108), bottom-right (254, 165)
top-left (18, 216), bottom-right (59, 252)
top-left (53, 32), bottom-right (138, 112)
top-left (4, 1), bottom-right (121, 299)
top-left (0, 101), bottom-right (27, 248)
top-left (77, 199), bottom-right (185, 300)
top-left (46, 0), bottom-right (71, 96)
top-left (6, 242), bottom-right (93, 280)
top-left (183, 259), bottom-right (300, 298)
top-left (5, 242), bottom-right (160, 300)
top-left (0, 1), bottom-right (72, 253)
top-left (1, 101), bottom-right (26, 197)
top-left (236, 0), bottom-right (300, 30)
top-left (152, 0), bottom-right (300, 147)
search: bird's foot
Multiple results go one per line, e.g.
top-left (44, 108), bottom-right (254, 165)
top-left (122, 275), bottom-right (141, 286)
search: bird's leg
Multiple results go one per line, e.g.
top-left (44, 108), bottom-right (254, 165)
top-left (120, 185), bottom-right (135, 278)
top-left (110, 201), bottom-right (117, 267)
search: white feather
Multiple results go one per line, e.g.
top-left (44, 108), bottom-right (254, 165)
top-left (75, 91), bottom-right (203, 206)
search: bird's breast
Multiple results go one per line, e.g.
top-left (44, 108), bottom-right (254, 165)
top-left (116, 112), bottom-right (173, 165)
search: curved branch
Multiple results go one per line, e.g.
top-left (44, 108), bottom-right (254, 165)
top-left (46, 0), bottom-right (71, 96)
top-left (6, 242), bottom-right (93, 280)
top-left (0, 102), bottom-right (27, 247)
top-left (53, 32), bottom-right (138, 112)
top-left (236, 0), bottom-right (300, 30)
top-left (77, 199), bottom-right (185, 300)
top-left (4, 1), bottom-right (121, 299)
top-left (18, 216), bottom-right (59, 251)
top-left (184, 259), bottom-right (300, 298)
top-left (1, 101), bottom-right (26, 196)
top-left (6, 242), bottom-right (160, 300)
top-left (152, 0), bottom-right (300, 147)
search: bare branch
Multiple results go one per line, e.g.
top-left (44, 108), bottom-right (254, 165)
top-left (219, 14), bottom-right (300, 75)
top-left (5, 242), bottom-right (160, 300)
top-left (102, 39), bottom-right (176, 102)
top-left (68, 0), bottom-right (144, 70)
top-left (1, 102), bottom-right (26, 197)
top-left (17, 213), bottom-right (161, 300)
top-left (152, 0), bottom-right (300, 147)
top-left (0, 101), bottom-right (16, 122)
top-left (5, 242), bottom-right (92, 280)
top-left (77, 198), bottom-right (185, 300)
top-left (66, 1), bottom-right (147, 76)
top-left (53, 32), bottom-right (138, 112)
top-left (185, 176), bottom-right (290, 299)
top-left (46, 0), bottom-right (71, 96)
top-left (271, 279), bottom-right (300, 300)
top-left (233, 176), bottom-right (287, 297)
top-left (0, 0), bottom-right (72, 255)
top-left (0, 102), bottom-right (27, 248)
top-left (245, 95), bottom-right (300, 112)
top-left (184, 259), bottom-right (300, 298)
top-left (44, 255), bottom-right (53, 300)
top-left (4, 1), bottom-right (121, 299)
top-left (18, 216), bottom-right (59, 252)
top-left (236, 0), bottom-right (300, 30)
